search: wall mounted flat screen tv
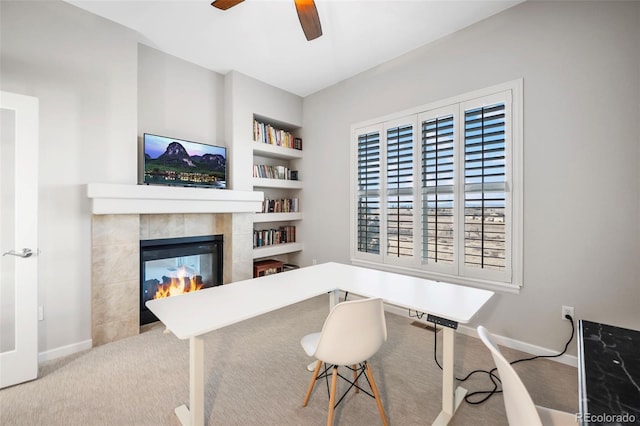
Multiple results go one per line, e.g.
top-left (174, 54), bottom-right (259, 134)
top-left (143, 133), bottom-right (226, 189)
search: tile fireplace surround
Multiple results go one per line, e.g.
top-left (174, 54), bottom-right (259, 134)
top-left (88, 184), bottom-right (262, 346)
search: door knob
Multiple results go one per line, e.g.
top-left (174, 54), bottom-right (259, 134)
top-left (2, 248), bottom-right (33, 258)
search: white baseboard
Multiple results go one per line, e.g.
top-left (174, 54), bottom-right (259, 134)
top-left (360, 297), bottom-right (578, 368)
top-left (38, 339), bottom-right (92, 363)
top-left (456, 322), bottom-right (577, 368)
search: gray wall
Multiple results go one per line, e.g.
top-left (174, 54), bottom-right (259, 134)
top-left (1, 0), bottom-right (138, 354)
top-left (300, 1), bottom-right (640, 353)
top-left (138, 44), bottom-right (225, 154)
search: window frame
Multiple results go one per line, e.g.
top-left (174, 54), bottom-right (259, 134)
top-left (350, 79), bottom-right (523, 292)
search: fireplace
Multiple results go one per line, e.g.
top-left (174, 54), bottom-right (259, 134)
top-left (139, 234), bottom-right (223, 325)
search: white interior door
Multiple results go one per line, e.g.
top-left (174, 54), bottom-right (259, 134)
top-left (0, 91), bottom-right (39, 389)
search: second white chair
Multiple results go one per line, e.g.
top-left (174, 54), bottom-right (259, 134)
top-left (477, 326), bottom-right (575, 426)
top-left (301, 297), bottom-right (388, 426)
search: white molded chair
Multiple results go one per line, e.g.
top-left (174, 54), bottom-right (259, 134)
top-left (301, 298), bottom-right (388, 426)
top-left (477, 326), bottom-right (575, 426)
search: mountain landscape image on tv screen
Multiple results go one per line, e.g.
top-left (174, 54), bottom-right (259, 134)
top-left (144, 134), bottom-right (226, 189)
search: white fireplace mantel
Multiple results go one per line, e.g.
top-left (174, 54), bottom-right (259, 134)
top-left (87, 183), bottom-right (263, 215)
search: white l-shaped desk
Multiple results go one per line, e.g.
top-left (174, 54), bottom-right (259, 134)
top-left (146, 262), bottom-right (494, 425)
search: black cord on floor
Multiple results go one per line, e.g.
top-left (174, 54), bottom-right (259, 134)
top-left (409, 309), bottom-right (426, 320)
top-left (431, 314), bottom-right (575, 405)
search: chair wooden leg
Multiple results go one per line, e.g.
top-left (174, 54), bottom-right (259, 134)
top-left (303, 360), bottom-right (323, 407)
top-left (353, 364), bottom-right (359, 393)
top-left (327, 366), bottom-right (338, 426)
top-left (365, 362), bottom-right (388, 426)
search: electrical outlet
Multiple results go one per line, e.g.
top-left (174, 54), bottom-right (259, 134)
top-left (561, 305), bottom-right (574, 321)
top-left (312, 258), bottom-right (317, 265)
top-left (38, 306), bottom-right (44, 321)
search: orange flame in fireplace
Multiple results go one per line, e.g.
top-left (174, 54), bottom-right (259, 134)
top-left (153, 266), bottom-right (203, 299)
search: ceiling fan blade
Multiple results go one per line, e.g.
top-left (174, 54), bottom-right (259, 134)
top-left (211, 0), bottom-right (244, 11)
top-left (294, 0), bottom-right (322, 41)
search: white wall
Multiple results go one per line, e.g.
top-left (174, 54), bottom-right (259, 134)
top-left (0, 1), bottom-right (303, 356)
top-left (301, 1), bottom-right (640, 354)
top-left (0, 0), bottom-right (138, 355)
top-left (138, 44), bottom-right (225, 153)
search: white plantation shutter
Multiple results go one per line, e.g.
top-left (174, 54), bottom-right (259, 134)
top-left (356, 130), bottom-right (381, 256)
top-left (420, 110), bottom-right (456, 270)
top-left (352, 81), bottom-right (521, 288)
top-left (462, 93), bottom-right (511, 281)
top-left (386, 123), bottom-right (415, 259)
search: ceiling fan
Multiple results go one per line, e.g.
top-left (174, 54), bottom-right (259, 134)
top-left (211, 0), bottom-right (323, 41)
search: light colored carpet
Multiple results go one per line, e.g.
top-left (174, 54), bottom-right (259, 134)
top-left (0, 295), bottom-right (577, 425)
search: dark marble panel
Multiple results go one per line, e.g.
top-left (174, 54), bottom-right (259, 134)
top-left (580, 320), bottom-right (640, 425)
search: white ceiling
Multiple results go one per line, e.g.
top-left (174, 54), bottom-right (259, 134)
top-left (65, 0), bottom-right (523, 97)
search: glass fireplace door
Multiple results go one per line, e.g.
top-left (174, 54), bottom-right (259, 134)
top-left (140, 235), bottom-right (222, 325)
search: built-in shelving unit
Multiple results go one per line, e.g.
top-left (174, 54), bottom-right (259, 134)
top-left (252, 116), bottom-right (303, 260)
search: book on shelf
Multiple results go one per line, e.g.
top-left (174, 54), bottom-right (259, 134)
top-left (253, 226), bottom-right (296, 248)
top-left (253, 164), bottom-right (299, 180)
top-left (253, 119), bottom-right (302, 151)
top-left (260, 198), bottom-right (299, 213)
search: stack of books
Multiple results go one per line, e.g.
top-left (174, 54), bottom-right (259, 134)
top-left (253, 226), bottom-right (296, 248)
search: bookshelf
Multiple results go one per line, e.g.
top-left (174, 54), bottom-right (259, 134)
top-left (252, 141), bottom-right (302, 160)
top-left (252, 116), bottom-right (303, 260)
top-left (252, 242), bottom-right (304, 259)
top-left (254, 212), bottom-right (303, 223)
top-left (252, 178), bottom-right (302, 189)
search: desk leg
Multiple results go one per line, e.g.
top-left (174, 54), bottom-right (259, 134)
top-left (432, 327), bottom-right (466, 426)
top-left (329, 289), bottom-right (340, 310)
top-left (175, 335), bottom-right (205, 426)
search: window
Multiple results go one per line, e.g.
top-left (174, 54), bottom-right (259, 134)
top-left (351, 80), bottom-right (522, 289)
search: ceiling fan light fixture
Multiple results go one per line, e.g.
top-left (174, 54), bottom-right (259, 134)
top-left (294, 0), bottom-right (323, 41)
top-left (211, 0), bottom-right (244, 11)
top-left (210, 0), bottom-right (322, 42)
